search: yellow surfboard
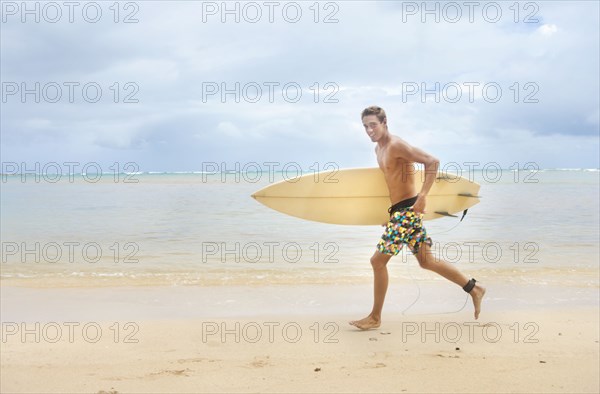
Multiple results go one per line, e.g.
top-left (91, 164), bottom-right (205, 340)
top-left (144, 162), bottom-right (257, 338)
top-left (251, 168), bottom-right (480, 225)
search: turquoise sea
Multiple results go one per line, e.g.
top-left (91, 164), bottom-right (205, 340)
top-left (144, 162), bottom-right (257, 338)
top-left (1, 169), bottom-right (598, 288)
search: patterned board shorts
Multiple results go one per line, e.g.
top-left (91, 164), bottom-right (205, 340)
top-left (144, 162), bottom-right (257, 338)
top-left (377, 207), bottom-right (433, 255)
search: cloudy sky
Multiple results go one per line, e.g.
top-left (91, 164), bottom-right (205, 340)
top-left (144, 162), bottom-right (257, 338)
top-left (1, 0), bottom-right (598, 172)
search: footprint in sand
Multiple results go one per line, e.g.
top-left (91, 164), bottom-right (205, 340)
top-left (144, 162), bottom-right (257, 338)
top-left (363, 362), bottom-right (387, 368)
top-left (177, 358), bottom-right (220, 364)
top-left (249, 356), bottom-right (271, 368)
top-left (368, 351), bottom-right (393, 359)
top-left (149, 368), bottom-right (192, 377)
top-left (434, 353), bottom-right (460, 359)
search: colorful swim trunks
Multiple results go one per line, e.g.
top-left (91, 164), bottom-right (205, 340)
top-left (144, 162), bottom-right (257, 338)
top-left (377, 197), bottom-right (433, 255)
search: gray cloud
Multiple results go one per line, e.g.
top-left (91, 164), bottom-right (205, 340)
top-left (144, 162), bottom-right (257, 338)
top-left (1, 1), bottom-right (598, 170)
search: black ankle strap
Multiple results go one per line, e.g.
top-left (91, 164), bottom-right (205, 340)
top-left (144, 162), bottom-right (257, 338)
top-left (463, 278), bottom-right (476, 293)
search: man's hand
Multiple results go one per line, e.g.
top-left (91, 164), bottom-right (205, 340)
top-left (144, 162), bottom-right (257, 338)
top-left (412, 194), bottom-right (427, 215)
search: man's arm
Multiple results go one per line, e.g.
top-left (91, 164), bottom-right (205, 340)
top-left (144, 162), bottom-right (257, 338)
top-left (391, 140), bottom-right (440, 214)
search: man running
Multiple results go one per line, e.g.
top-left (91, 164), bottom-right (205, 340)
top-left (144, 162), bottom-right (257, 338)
top-left (350, 106), bottom-right (486, 330)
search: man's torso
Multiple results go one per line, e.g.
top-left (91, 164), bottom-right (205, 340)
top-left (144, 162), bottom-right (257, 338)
top-left (375, 136), bottom-right (417, 204)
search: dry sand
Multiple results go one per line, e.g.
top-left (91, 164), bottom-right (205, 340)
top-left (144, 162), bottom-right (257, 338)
top-left (1, 307), bottom-right (598, 393)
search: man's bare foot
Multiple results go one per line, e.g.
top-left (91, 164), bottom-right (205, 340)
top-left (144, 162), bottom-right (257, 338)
top-left (349, 315), bottom-right (381, 330)
top-left (470, 284), bottom-right (486, 319)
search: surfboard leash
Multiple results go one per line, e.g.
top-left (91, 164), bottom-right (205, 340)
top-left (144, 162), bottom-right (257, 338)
top-left (400, 265), bottom-right (470, 317)
top-left (428, 209), bottom-right (469, 237)
top-left (402, 208), bottom-right (471, 315)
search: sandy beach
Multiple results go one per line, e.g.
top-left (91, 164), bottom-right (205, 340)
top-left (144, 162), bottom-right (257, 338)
top-left (1, 279), bottom-right (599, 394)
top-left (2, 0), bottom-right (599, 391)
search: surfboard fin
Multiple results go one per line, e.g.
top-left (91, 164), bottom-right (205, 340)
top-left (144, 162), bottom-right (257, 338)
top-left (436, 175), bottom-right (458, 180)
top-left (434, 211), bottom-right (458, 218)
top-left (435, 209), bottom-right (469, 222)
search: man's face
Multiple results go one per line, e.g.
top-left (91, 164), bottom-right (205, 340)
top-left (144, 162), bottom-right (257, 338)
top-left (362, 115), bottom-right (386, 142)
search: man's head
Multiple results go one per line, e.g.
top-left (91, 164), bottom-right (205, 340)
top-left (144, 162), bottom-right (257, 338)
top-left (361, 106), bottom-right (388, 142)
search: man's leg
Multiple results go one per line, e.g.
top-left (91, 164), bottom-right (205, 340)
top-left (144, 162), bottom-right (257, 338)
top-left (349, 250), bottom-right (392, 330)
top-left (413, 242), bottom-right (486, 319)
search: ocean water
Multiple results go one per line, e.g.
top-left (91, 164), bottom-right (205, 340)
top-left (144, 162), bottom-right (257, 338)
top-left (1, 169), bottom-right (598, 288)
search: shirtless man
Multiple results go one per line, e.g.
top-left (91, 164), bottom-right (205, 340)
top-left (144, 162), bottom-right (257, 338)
top-left (350, 106), bottom-right (486, 330)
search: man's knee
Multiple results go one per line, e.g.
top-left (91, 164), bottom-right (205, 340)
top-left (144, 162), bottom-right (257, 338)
top-left (414, 240), bottom-right (434, 269)
top-left (417, 256), bottom-right (433, 270)
top-left (370, 254), bottom-right (388, 270)
top-left (415, 248), bottom-right (434, 270)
